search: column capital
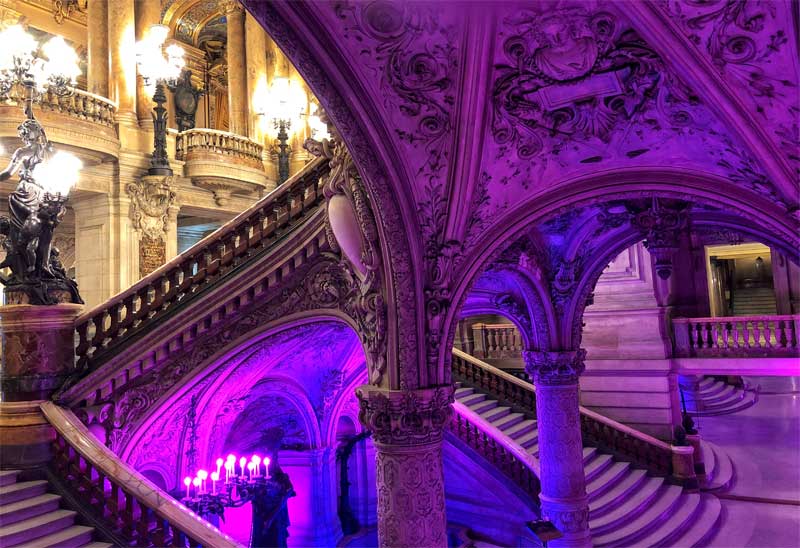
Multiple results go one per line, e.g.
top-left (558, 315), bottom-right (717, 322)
top-left (523, 348), bottom-right (586, 385)
top-left (220, 0), bottom-right (244, 14)
top-left (356, 385), bottom-right (454, 446)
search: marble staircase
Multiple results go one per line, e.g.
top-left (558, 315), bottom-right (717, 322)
top-left (686, 377), bottom-right (760, 417)
top-left (454, 382), bottom-right (723, 547)
top-left (0, 470), bottom-right (110, 548)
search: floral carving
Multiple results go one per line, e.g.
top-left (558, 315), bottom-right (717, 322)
top-left (523, 348), bottom-right (587, 385)
top-left (126, 175), bottom-right (176, 242)
top-left (627, 198), bottom-right (689, 279)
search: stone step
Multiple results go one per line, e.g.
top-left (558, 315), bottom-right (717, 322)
top-left (589, 477), bottom-right (665, 531)
top-left (454, 387), bottom-right (474, 398)
top-left (0, 509), bottom-right (77, 546)
top-left (584, 454), bottom-right (614, 483)
top-left (700, 384), bottom-right (737, 404)
top-left (621, 492), bottom-right (702, 547)
top-left (483, 406), bottom-right (512, 422)
top-left (585, 461), bottom-right (630, 500)
top-left (492, 412), bottom-right (525, 431)
top-left (592, 484), bottom-right (683, 545)
top-left (666, 494), bottom-right (722, 547)
top-left (697, 381), bottom-right (727, 398)
top-left (505, 420), bottom-right (536, 440)
top-left (0, 494), bottom-right (62, 527)
top-left (460, 393), bottom-right (487, 406)
top-left (469, 399), bottom-right (499, 414)
top-left (589, 468), bottom-right (648, 510)
top-left (704, 442), bottom-right (734, 491)
top-left (81, 544), bottom-right (114, 548)
top-left (0, 481), bottom-right (48, 505)
top-left (14, 525), bottom-right (93, 548)
top-left (697, 377), bottom-right (716, 390)
top-left (518, 433), bottom-right (538, 450)
top-left (583, 447), bottom-right (597, 464)
top-left (0, 471), bottom-right (20, 488)
top-left (526, 443), bottom-right (538, 456)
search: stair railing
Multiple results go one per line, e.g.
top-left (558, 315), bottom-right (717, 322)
top-left (41, 402), bottom-right (242, 548)
top-left (451, 349), bottom-right (696, 486)
top-left (673, 314), bottom-right (800, 357)
top-left (74, 157), bottom-right (329, 372)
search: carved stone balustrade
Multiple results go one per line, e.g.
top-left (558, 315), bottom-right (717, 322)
top-left (472, 322), bottom-right (524, 360)
top-left (673, 315), bottom-right (800, 358)
top-left (0, 88), bottom-right (119, 161)
top-left (176, 129), bottom-right (270, 205)
top-left (41, 402), bottom-right (241, 548)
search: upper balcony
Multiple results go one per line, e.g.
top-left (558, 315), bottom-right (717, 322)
top-left (0, 88), bottom-right (119, 162)
top-left (175, 128), bottom-right (271, 206)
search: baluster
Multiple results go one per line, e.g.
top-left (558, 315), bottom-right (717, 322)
top-left (722, 321), bottom-right (730, 349)
top-left (764, 319), bottom-right (773, 348)
top-left (710, 321), bottom-right (719, 350)
top-left (171, 524), bottom-right (187, 547)
top-left (137, 504), bottom-right (152, 544)
top-left (785, 318), bottom-right (796, 349)
top-left (692, 323), bottom-right (702, 349)
top-left (753, 320), bottom-right (762, 348)
top-left (122, 493), bottom-right (136, 539)
top-left (742, 319), bottom-right (751, 348)
top-left (731, 319), bottom-right (740, 349)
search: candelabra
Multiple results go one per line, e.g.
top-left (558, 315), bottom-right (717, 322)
top-left (256, 77), bottom-right (307, 184)
top-left (135, 25), bottom-right (185, 176)
top-left (0, 25), bottom-right (83, 305)
top-left (182, 453), bottom-right (295, 548)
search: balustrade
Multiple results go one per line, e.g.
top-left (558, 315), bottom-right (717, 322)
top-left (42, 402), bottom-right (240, 548)
top-left (472, 323), bottom-right (523, 360)
top-left (673, 315), bottom-right (800, 357)
top-left (74, 157), bottom-right (329, 372)
top-left (452, 348), bottom-right (535, 412)
top-left (176, 128), bottom-right (264, 168)
top-left (38, 88), bottom-right (117, 126)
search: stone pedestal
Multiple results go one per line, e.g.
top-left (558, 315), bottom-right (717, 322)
top-left (0, 401), bottom-right (55, 468)
top-left (0, 304), bottom-right (83, 401)
top-left (524, 350), bottom-right (592, 548)
top-left (356, 385), bottom-right (454, 548)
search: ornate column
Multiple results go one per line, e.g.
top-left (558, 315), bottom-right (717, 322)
top-left (223, 0), bottom-right (248, 136)
top-left (87, 0), bottom-right (109, 97)
top-left (245, 12), bottom-right (267, 143)
top-left (127, 176), bottom-right (177, 278)
top-left (108, 0), bottom-right (138, 126)
top-left (523, 350), bottom-right (592, 548)
top-left (135, 0), bottom-right (162, 128)
top-left (356, 385), bottom-right (454, 548)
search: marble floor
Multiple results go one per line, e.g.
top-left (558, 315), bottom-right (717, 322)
top-left (700, 376), bottom-right (800, 548)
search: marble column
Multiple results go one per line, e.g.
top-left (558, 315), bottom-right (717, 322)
top-left (223, 0), bottom-right (248, 136)
top-left (86, 0), bottom-right (109, 97)
top-left (135, 0), bottom-right (162, 128)
top-left (108, 0), bottom-right (138, 126)
top-left (245, 12), bottom-right (267, 143)
top-left (356, 385), bottom-right (454, 548)
top-left (523, 349), bottom-right (592, 548)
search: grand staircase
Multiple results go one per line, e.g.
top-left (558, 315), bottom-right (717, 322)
top-left (685, 377), bottom-right (760, 417)
top-left (732, 287), bottom-right (777, 315)
top-left (0, 471), bottom-right (109, 548)
top-left (451, 350), bottom-right (724, 547)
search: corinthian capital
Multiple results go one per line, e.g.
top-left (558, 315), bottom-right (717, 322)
top-left (356, 385), bottom-right (454, 446)
top-left (523, 349), bottom-right (587, 385)
top-left (220, 0), bottom-right (244, 14)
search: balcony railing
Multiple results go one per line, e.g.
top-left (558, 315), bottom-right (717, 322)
top-left (472, 323), bottom-right (523, 360)
top-left (176, 128), bottom-right (264, 169)
top-left (41, 402), bottom-right (241, 548)
top-left (673, 315), bottom-right (800, 358)
top-left (38, 88), bottom-right (117, 127)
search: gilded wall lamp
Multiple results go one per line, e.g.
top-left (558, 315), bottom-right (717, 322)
top-left (256, 77), bottom-right (306, 184)
top-left (0, 25), bottom-right (83, 304)
top-left (135, 25), bottom-right (185, 176)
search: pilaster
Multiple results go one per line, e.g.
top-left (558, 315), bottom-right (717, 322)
top-left (223, 0), bottom-right (248, 136)
top-left (523, 349), bottom-right (592, 548)
top-left (87, 0), bottom-right (109, 97)
top-left (108, 0), bottom-right (138, 127)
top-left (135, 0), bottom-right (162, 128)
top-left (245, 12), bottom-right (268, 143)
top-left (356, 385), bottom-right (454, 548)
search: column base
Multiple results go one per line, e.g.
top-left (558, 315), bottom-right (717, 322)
top-left (539, 494), bottom-right (592, 548)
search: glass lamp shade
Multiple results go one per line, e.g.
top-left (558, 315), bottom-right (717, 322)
top-left (267, 77), bottom-right (306, 129)
top-left (33, 150), bottom-right (82, 196)
top-left (39, 36), bottom-right (81, 86)
top-left (136, 25), bottom-right (184, 85)
top-left (0, 25), bottom-right (39, 72)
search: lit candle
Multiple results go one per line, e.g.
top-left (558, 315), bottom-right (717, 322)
top-left (264, 457), bottom-right (271, 479)
top-left (239, 457), bottom-right (246, 477)
top-left (216, 458), bottom-right (223, 476)
top-left (192, 477), bottom-right (201, 496)
top-left (252, 455), bottom-right (261, 477)
top-left (197, 470), bottom-right (208, 494)
top-left (247, 461), bottom-right (255, 480)
top-left (183, 476), bottom-right (191, 499)
top-left (210, 471), bottom-right (219, 494)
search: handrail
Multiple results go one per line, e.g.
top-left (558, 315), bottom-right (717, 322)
top-left (175, 128), bottom-right (264, 165)
top-left (451, 349), bottom-right (693, 482)
top-left (74, 156), bottom-right (329, 371)
top-left (41, 402), bottom-right (242, 548)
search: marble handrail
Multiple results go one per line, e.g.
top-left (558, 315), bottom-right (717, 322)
top-left (40, 402), bottom-right (242, 548)
top-left (451, 349), bottom-right (691, 482)
top-left (673, 314), bottom-right (800, 357)
top-left (176, 128), bottom-right (264, 166)
top-left (74, 156), bottom-right (329, 372)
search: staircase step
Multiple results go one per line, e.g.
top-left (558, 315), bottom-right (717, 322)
top-left (0, 509), bottom-right (77, 546)
top-left (589, 468), bottom-right (648, 510)
top-left (0, 471), bottom-right (20, 487)
top-left (666, 494), bottom-right (722, 547)
top-left (704, 442), bottom-right (734, 490)
top-left (454, 387), bottom-right (474, 398)
top-left (585, 462), bottom-right (630, 499)
top-left (592, 484), bottom-right (683, 545)
top-left (81, 544), bottom-right (114, 548)
top-left (526, 443), bottom-right (538, 456)
top-left (483, 406), bottom-right (511, 422)
top-left (492, 413), bottom-right (525, 430)
top-left (698, 382), bottom-right (727, 398)
top-left (460, 393), bottom-right (487, 406)
top-left (697, 377), bottom-right (716, 390)
top-left (13, 525), bottom-right (93, 548)
top-left (701, 385), bottom-right (737, 404)
top-left (0, 481), bottom-right (48, 505)
top-left (622, 492), bottom-right (702, 547)
top-left (469, 399), bottom-right (499, 414)
top-left (584, 454), bottom-right (614, 482)
top-left (518, 433), bottom-right (539, 450)
top-left (0, 494), bottom-right (62, 526)
top-left (589, 477), bottom-right (666, 532)
top-left (583, 447), bottom-right (597, 464)
top-left (505, 420), bottom-right (536, 439)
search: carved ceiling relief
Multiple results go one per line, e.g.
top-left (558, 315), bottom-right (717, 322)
top-left (660, 0), bottom-right (800, 175)
top-left (483, 2), bottom-right (784, 208)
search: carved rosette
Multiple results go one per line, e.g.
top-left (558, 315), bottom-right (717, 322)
top-left (357, 385), bottom-right (453, 548)
top-left (523, 349), bottom-right (587, 386)
top-left (627, 198), bottom-right (688, 280)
